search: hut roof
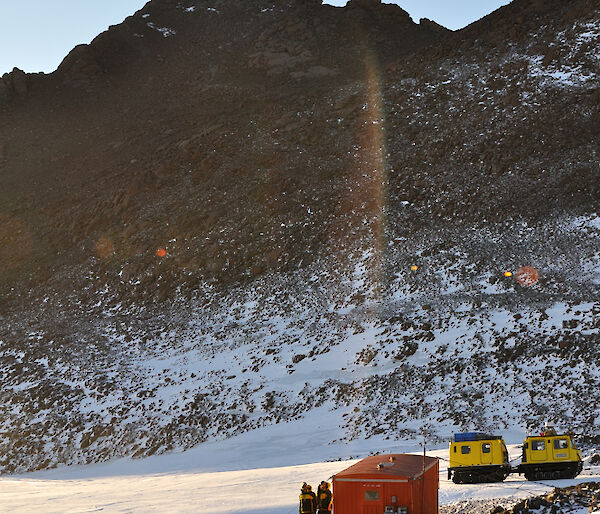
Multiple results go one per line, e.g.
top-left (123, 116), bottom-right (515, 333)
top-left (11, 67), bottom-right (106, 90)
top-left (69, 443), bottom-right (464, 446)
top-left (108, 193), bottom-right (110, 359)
top-left (334, 454), bottom-right (438, 479)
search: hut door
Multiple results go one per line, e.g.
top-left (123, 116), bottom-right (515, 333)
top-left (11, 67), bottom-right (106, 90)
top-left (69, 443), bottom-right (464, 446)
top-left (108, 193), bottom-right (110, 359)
top-left (363, 503), bottom-right (383, 514)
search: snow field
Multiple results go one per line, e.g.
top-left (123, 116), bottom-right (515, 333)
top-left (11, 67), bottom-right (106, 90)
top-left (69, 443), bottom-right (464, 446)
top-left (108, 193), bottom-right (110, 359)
top-left (1, 447), bottom-right (598, 513)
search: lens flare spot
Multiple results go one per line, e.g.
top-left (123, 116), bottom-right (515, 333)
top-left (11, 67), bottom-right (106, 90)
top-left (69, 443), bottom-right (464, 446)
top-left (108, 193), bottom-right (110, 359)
top-left (504, 271), bottom-right (513, 277)
top-left (515, 266), bottom-right (539, 286)
top-left (94, 237), bottom-right (115, 259)
top-left (156, 248), bottom-right (167, 258)
top-left (411, 265), bottom-right (419, 271)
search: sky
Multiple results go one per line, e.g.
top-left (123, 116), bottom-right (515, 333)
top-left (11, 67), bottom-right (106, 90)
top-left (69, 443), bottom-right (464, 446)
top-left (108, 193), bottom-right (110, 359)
top-left (0, 0), bottom-right (511, 76)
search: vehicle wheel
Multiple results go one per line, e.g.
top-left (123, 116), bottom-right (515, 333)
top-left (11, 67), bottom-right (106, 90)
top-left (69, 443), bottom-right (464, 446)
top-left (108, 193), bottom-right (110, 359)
top-left (535, 471), bottom-right (544, 481)
top-left (552, 471), bottom-right (561, 480)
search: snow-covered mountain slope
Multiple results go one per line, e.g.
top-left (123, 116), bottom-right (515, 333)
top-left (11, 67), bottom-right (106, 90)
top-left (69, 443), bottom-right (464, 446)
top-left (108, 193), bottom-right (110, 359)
top-left (1, 212), bottom-right (599, 473)
top-left (0, 0), bottom-right (599, 475)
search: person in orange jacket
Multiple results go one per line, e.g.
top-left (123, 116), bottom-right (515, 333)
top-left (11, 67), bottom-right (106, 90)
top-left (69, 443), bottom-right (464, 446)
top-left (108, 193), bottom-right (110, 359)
top-left (299, 483), bottom-right (317, 514)
top-left (316, 481), bottom-right (332, 514)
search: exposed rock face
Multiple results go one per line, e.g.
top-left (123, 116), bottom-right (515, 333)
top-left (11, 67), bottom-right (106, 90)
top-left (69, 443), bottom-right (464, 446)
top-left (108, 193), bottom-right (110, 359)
top-left (419, 18), bottom-right (451, 33)
top-left (0, 68), bottom-right (28, 102)
top-left (56, 45), bottom-right (104, 87)
top-left (0, 79), bottom-right (9, 102)
top-left (0, 0), bottom-right (598, 474)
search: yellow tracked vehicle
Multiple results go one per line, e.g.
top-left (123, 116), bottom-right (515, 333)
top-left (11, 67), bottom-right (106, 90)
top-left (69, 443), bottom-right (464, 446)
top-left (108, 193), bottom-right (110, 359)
top-left (448, 432), bottom-right (511, 483)
top-left (518, 428), bottom-right (583, 481)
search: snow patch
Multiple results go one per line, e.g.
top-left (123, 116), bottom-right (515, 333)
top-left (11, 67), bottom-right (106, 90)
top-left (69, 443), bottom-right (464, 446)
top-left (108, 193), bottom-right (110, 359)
top-left (147, 22), bottom-right (177, 38)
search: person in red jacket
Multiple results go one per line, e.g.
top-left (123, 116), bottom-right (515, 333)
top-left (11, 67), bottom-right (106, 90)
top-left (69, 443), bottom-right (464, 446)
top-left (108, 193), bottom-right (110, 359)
top-left (299, 483), bottom-right (317, 514)
top-left (316, 481), bottom-right (332, 514)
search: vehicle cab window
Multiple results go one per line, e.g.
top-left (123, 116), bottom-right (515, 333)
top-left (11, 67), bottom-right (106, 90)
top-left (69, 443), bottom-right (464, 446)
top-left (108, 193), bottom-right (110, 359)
top-left (461, 445), bottom-right (471, 454)
top-left (482, 443), bottom-right (491, 453)
top-left (532, 440), bottom-right (545, 451)
top-left (554, 439), bottom-right (568, 449)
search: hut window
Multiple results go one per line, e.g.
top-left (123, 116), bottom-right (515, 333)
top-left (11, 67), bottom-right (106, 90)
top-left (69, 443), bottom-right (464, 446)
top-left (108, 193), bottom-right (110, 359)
top-left (365, 491), bottom-right (380, 501)
top-left (461, 445), bottom-right (471, 454)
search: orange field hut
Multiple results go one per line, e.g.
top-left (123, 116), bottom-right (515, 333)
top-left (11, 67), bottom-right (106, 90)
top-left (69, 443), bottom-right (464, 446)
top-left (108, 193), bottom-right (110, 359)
top-left (331, 454), bottom-right (439, 514)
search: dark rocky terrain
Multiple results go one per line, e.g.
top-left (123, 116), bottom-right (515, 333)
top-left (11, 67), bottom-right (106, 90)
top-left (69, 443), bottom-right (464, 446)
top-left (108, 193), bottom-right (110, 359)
top-left (494, 481), bottom-right (600, 513)
top-left (441, 480), bottom-right (600, 513)
top-left (0, 0), bottom-right (598, 474)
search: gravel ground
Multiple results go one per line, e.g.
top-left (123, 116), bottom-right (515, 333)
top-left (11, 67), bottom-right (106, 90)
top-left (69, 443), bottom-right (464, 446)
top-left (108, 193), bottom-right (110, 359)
top-left (440, 498), bottom-right (515, 514)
